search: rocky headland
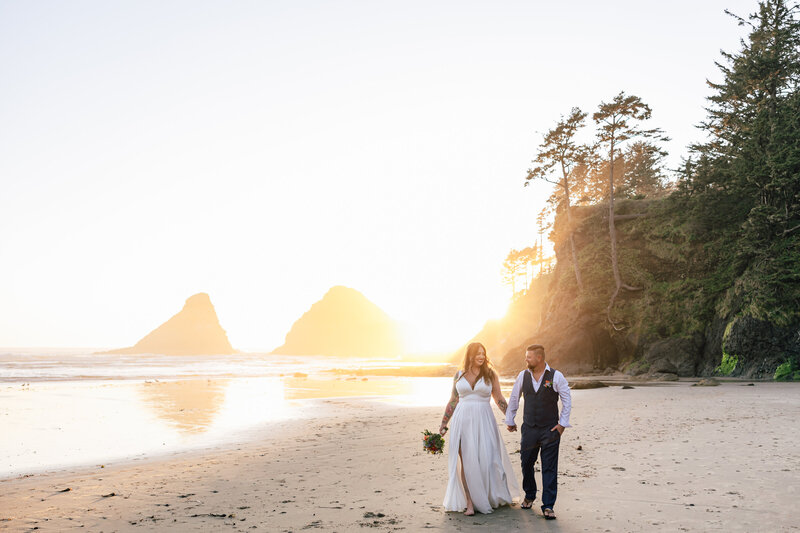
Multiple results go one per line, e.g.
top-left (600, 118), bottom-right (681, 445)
top-left (271, 285), bottom-right (404, 358)
top-left (465, 198), bottom-right (800, 380)
top-left (104, 293), bottom-right (236, 355)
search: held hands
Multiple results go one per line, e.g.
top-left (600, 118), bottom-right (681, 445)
top-left (506, 425), bottom-right (517, 432)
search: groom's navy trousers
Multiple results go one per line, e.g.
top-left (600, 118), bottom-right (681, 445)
top-left (520, 367), bottom-right (561, 511)
top-left (520, 425), bottom-right (560, 510)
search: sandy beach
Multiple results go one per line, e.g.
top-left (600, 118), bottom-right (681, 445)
top-left (1, 381), bottom-right (799, 532)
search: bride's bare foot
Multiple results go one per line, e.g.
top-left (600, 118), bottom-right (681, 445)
top-left (464, 506), bottom-right (475, 516)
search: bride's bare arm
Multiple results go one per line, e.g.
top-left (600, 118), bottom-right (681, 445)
top-left (440, 376), bottom-right (460, 434)
top-left (491, 372), bottom-right (508, 414)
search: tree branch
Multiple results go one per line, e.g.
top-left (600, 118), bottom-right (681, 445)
top-left (607, 317), bottom-right (627, 331)
top-left (783, 223), bottom-right (800, 235)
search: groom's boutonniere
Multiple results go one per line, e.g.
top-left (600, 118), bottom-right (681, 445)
top-left (544, 380), bottom-right (552, 388)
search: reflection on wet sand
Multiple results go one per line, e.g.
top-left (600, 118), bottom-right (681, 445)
top-left (138, 379), bottom-right (228, 433)
top-left (1, 375), bottom-right (454, 476)
top-left (137, 376), bottom-right (451, 435)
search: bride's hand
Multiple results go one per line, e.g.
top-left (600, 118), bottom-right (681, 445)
top-left (439, 425), bottom-right (448, 436)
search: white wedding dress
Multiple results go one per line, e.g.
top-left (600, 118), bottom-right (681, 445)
top-left (442, 373), bottom-right (519, 513)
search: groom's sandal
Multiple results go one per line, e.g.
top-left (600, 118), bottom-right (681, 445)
top-left (542, 508), bottom-right (557, 520)
top-left (520, 498), bottom-right (534, 509)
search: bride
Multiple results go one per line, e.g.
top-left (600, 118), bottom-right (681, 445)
top-left (439, 342), bottom-right (519, 515)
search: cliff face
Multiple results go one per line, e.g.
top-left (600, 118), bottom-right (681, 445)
top-left (107, 293), bottom-right (236, 355)
top-left (489, 197), bottom-right (800, 379)
top-left (271, 286), bottom-right (405, 358)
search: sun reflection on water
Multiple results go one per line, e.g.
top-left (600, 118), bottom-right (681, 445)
top-left (0, 374), bottom-right (457, 477)
top-left (136, 376), bottom-right (455, 436)
top-left (138, 379), bottom-right (229, 434)
top-left (210, 377), bottom-right (293, 433)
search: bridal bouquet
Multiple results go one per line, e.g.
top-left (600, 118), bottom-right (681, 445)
top-left (422, 429), bottom-right (445, 455)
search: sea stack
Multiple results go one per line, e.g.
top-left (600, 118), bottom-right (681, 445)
top-left (107, 293), bottom-right (236, 355)
top-left (272, 286), bottom-right (404, 358)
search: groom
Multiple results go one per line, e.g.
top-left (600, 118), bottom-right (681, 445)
top-left (505, 344), bottom-right (572, 520)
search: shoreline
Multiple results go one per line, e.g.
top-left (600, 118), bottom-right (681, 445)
top-left (1, 400), bottom-right (319, 482)
top-left (0, 376), bottom-right (454, 480)
top-left (2, 395), bottom-right (368, 482)
top-left (1, 382), bottom-right (798, 532)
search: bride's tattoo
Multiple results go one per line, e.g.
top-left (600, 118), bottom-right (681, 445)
top-left (441, 381), bottom-right (460, 426)
top-left (497, 399), bottom-right (508, 414)
top-left (441, 398), bottom-right (458, 425)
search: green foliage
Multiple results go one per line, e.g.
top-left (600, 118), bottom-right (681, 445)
top-left (515, 2), bottom-right (800, 380)
top-left (720, 234), bottom-right (800, 326)
top-left (774, 359), bottom-right (800, 381)
top-left (618, 141), bottom-right (669, 198)
top-left (592, 92), bottom-right (667, 150)
top-left (715, 352), bottom-right (739, 376)
top-left (626, 358), bottom-right (650, 374)
top-left (526, 107), bottom-right (588, 203)
top-left (683, 0), bottom-right (800, 326)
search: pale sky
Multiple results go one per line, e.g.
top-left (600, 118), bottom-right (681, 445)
top-left (0, 0), bottom-right (754, 353)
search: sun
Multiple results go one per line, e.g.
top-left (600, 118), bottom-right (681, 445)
top-left (395, 281), bottom-right (511, 357)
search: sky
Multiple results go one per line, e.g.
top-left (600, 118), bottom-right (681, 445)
top-left (0, 0), bottom-right (756, 353)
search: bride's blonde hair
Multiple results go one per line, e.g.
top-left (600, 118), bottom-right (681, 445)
top-left (461, 342), bottom-right (495, 384)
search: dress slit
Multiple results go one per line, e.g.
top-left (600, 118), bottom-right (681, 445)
top-left (442, 377), bottom-right (519, 513)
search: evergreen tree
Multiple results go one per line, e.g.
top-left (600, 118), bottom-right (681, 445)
top-left (592, 92), bottom-right (668, 327)
top-left (536, 208), bottom-right (552, 276)
top-left (502, 249), bottom-right (525, 296)
top-left (525, 107), bottom-right (589, 291)
top-left (619, 141), bottom-right (669, 198)
top-left (572, 146), bottom-right (608, 205)
top-left (687, 0), bottom-right (800, 326)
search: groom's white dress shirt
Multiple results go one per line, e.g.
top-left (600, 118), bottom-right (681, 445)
top-left (504, 364), bottom-right (572, 428)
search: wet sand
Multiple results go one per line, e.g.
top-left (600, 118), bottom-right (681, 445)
top-left (1, 382), bottom-right (798, 532)
top-left (0, 376), bottom-right (454, 477)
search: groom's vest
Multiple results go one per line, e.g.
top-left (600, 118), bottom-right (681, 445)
top-left (522, 368), bottom-right (560, 429)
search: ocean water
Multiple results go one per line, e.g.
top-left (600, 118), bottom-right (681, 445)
top-left (0, 348), bottom-right (450, 382)
top-left (0, 349), bottom-right (455, 477)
